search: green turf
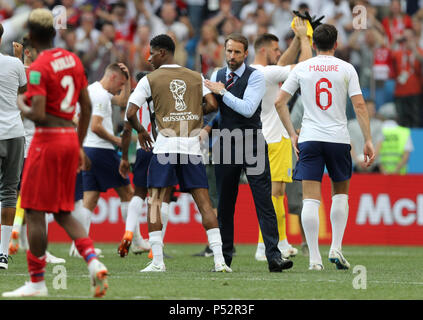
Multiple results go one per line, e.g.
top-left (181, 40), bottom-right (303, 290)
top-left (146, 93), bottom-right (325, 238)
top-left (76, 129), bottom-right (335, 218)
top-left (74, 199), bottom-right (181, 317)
top-left (0, 243), bottom-right (422, 300)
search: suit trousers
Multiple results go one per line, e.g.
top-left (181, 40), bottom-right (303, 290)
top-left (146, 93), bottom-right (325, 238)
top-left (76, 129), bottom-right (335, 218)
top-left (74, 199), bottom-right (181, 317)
top-left (214, 133), bottom-right (281, 266)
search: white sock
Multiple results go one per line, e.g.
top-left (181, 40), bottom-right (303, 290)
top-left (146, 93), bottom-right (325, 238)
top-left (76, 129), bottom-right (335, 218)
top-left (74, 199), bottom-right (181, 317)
top-left (330, 194), bottom-right (349, 252)
top-left (160, 202), bottom-right (169, 241)
top-left (126, 196), bottom-right (144, 242)
top-left (1, 225), bottom-right (13, 255)
top-left (257, 242), bottom-right (265, 251)
top-left (21, 224), bottom-right (28, 248)
top-left (149, 231), bottom-right (163, 265)
top-left (207, 228), bottom-right (225, 265)
top-left (278, 239), bottom-right (290, 250)
top-left (301, 199), bottom-right (322, 265)
top-left (80, 207), bottom-right (92, 235)
top-left (120, 201), bottom-right (130, 222)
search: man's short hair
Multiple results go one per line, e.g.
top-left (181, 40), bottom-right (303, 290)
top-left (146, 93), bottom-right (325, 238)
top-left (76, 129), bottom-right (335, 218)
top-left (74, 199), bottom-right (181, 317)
top-left (225, 33), bottom-right (248, 52)
top-left (312, 23), bottom-right (338, 51)
top-left (150, 34), bottom-right (175, 54)
top-left (254, 33), bottom-right (279, 51)
top-left (0, 23), bottom-right (3, 39)
top-left (27, 8), bottom-right (56, 45)
top-left (106, 63), bottom-right (129, 80)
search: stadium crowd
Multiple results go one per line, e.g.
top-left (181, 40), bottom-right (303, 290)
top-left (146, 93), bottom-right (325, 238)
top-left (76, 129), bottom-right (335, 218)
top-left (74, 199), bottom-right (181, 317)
top-left (1, 0), bottom-right (423, 132)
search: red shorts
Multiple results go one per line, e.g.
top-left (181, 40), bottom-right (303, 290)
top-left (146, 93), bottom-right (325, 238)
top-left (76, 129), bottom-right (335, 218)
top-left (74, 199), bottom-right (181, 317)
top-left (20, 127), bottom-right (79, 213)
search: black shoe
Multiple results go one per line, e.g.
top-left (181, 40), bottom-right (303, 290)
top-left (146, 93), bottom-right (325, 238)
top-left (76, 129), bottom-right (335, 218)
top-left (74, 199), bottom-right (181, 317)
top-left (0, 253), bottom-right (8, 270)
top-left (192, 245), bottom-right (213, 257)
top-left (268, 257), bottom-right (293, 272)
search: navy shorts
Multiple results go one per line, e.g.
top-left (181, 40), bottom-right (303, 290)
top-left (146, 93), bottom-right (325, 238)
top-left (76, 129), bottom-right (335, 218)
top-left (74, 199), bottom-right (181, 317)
top-left (133, 148), bottom-right (153, 188)
top-left (148, 153), bottom-right (206, 192)
top-left (293, 141), bottom-right (352, 182)
top-left (74, 172), bottom-right (83, 202)
top-left (83, 147), bottom-right (130, 192)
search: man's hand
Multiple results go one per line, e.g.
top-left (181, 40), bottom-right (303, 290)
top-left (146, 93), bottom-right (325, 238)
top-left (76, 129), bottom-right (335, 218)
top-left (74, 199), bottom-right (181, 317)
top-left (293, 17), bottom-right (308, 39)
top-left (138, 130), bottom-right (154, 151)
top-left (204, 79), bottom-right (225, 95)
top-left (118, 62), bottom-right (130, 80)
top-left (362, 140), bottom-right (376, 167)
top-left (78, 148), bottom-right (91, 172)
top-left (119, 159), bottom-right (130, 178)
top-left (13, 42), bottom-right (23, 60)
top-left (291, 134), bottom-right (300, 160)
top-left (114, 136), bottom-right (122, 148)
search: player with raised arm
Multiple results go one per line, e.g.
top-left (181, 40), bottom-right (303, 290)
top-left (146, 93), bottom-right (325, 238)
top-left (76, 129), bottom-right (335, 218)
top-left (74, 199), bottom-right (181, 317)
top-left (275, 24), bottom-right (375, 270)
top-left (2, 9), bottom-right (108, 297)
top-left (250, 18), bottom-right (312, 261)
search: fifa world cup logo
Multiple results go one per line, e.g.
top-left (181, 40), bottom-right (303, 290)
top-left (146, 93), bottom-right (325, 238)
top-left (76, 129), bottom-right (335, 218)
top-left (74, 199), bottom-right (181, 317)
top-left (169, 79), bottom-right (187, 111)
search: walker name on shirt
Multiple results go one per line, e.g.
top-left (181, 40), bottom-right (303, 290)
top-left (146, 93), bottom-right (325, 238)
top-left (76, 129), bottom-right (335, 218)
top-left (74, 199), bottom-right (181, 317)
top-left (50, 55), bottom-right (76, 73)
top-left (308, 64), bottom-right (339, 72)
top-left (162, 111), bottom-right (200, 122)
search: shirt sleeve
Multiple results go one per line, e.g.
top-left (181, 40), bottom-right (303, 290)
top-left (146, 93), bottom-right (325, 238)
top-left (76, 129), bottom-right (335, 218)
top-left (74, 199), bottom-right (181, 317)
top-left (16, 58), bottom-right (27, 87)
top-left (128, 76), bottom-right (150, 108)
top-left (222, 69), bottom-right (266, 118)
top-left (347, 64), bottom-right (362, 98)
top-left (266, 65), bottom-right (292, 83)
top-left (280, 66), bottom-right (299, 95)
top-left (91, 93), bottom-right (109, 118)
top-left (27, 64), bottom-right (47, 97)
top-left (202, 74), bottom-right (211, 96)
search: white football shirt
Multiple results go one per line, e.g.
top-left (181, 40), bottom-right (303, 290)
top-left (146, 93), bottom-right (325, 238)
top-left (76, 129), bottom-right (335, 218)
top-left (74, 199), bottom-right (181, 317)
top-left (250, 64), bottom-right (291, 143)
top-left (281, 55), bottom-right (362, 144)
top-left (0, 53), bottom-right (27, 140)
top-left (83, 81), bottom-right (115, 150)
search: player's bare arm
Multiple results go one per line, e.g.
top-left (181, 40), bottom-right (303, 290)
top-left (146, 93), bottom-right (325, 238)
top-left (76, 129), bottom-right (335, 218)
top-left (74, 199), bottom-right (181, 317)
top-left (17, 94), bottom-right (46, 123)
top-left (275, 89), bottom-right (299, 157)
top-left (111, 63), bottom-right (131, 108)
top-left (126, 102), bottom-right (153, 151)
top-left (78, 86), bottom-right (93, 171)
top-left (278, 18), bottom-right (311, 66)
top-left (91, 115), bottom-right (122, 148)
top-left (350, 94), bottom-right (375, 167)
top-left (119, 121), bottom-right (132, 178)
top-left (202, 92), bottom-right (218, 115)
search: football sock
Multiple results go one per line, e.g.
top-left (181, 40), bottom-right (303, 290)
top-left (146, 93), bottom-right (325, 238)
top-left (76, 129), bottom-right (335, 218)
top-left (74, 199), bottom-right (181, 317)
top-left (160, 202), bottom-right (169, 241)
top-left (149, 231), bottom-right (163, 265)
top-left (207, 228), bottom-right (225, 265)
top-left (330, 194), bottom-right (349, 251)
top-left (12, 195), bottom-right (24, 232)
top-left (120, 201), bottom-right (129, 222)
top-left (1, 225), bottom-right (12, 256)
top-left (127, 196), bottom-right (144, 242)
top-left (75, 237), bottom-right (97, 264)
top-left (301, 199), bottom-right (322, 265)
top-left (27, 250), bottom-right (46, 283)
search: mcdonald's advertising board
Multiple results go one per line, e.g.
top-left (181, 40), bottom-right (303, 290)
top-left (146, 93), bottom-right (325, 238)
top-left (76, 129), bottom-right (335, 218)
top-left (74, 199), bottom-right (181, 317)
top-left (47, 174), bottom-right (423, 246)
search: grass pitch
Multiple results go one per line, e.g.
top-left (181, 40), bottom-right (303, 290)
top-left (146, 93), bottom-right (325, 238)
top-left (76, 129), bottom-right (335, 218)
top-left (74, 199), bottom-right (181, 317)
top-left (0, 243), bottom-right (422, 300)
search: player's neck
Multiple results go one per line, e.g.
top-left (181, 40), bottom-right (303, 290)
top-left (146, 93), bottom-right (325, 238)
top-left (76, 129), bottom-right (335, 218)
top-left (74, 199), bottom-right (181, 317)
top-left (317, 51), bottom-right (335, 56)
top-left (253, 55), bottom-right (267, 66)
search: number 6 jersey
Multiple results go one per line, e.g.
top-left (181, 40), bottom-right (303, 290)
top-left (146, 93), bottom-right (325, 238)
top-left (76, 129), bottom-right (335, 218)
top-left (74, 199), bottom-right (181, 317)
top-left (26, 48), bottom-right (88, 120)
top-left (281, 55), bottom-right (362, 144)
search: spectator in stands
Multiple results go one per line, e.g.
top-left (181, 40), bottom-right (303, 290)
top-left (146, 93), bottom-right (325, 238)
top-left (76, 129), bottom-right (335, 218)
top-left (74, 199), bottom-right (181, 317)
top-left (129, 24), bottom-right (153, 76)
top-left (322, 0), bottom-right (352, 47)
top-left (348, 99), bottom-right (384, 173)
top-left (272, 0), bottom-right (294, 50)
top-left (61, 0), bottom-right (81, 28)
top-left (82, 21), bottom-right (118, 83)
top-left (379, 103), bottom-right (414, 175)
top-left (382, 0), bottom-right (413, 45)
top-left (349, 27), bottom-right (393, 111)
top-left (75, 11), bottom-right (100, 55)
top-left (239, 0), bottom-right (275, 23)
top-left (150, 2), bottom-right (190, 42)
top-left (391, 27), bottom-right (423, 128)
top-left (195, 23), bottom-right (223, 78)
top-left (166, 29), bottom-right (188, 67)
top-left (206, 0), bottom-right (241, 41)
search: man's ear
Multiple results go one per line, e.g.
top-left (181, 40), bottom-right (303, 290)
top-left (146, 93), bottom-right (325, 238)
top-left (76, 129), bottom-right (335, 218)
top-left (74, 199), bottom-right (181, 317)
top-left (333, 41), bottom-right (338, 51)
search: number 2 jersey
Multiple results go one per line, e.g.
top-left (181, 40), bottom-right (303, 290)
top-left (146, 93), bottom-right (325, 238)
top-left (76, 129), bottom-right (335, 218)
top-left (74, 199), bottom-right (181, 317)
top-left (281, 55), bottom-right (362, 144)
top-left (26, 48), bottom-right (88, 120)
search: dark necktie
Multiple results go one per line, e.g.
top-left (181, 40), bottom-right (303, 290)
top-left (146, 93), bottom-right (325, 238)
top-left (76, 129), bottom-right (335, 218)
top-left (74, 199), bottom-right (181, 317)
top-left (226, 72), bottom-right (235, 90)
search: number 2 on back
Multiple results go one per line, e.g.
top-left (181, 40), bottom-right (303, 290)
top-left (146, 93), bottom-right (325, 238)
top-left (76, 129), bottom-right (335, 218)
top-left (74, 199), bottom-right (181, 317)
top-left (60, 75), bottom-right (75, 113)
top-left (315, 78), bottom-right (332, 110)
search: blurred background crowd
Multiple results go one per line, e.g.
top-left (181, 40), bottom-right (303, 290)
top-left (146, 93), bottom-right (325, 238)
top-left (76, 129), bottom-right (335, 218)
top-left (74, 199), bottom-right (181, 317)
top-left (1, 0), bottom-right (422, 172)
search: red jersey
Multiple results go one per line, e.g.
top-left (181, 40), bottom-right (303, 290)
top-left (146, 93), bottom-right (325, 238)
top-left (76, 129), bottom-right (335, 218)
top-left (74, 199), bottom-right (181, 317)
top-left (26, 48), bottom-right (88, 121)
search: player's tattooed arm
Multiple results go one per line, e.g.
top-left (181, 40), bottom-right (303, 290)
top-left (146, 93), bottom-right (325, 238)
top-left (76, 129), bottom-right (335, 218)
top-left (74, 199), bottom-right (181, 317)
top-left (119, 121), bottom-right (132, 178)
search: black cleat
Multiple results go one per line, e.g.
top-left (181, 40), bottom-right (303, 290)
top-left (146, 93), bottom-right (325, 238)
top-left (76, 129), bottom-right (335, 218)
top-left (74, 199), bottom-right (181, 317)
top-left (193, 245), bottom-right (213, 257)
top-left (268, 257), bottom-right (293, 272)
